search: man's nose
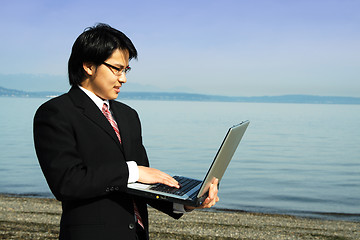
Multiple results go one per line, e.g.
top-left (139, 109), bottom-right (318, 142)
top-left (118, 73), bottom-right (127, 84)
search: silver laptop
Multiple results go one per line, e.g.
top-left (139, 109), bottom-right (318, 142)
top-left (127, 120), bottom-right (250, 207)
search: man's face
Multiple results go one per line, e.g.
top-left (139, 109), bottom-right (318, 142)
top-left (82, 49), bottom-right (129, 100)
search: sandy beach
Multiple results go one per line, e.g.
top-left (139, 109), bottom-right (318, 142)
top-left (0, 194), bottom-right (359, 240)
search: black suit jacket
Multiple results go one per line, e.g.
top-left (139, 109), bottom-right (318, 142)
top-left (33, 87), bottom-right (182, 240)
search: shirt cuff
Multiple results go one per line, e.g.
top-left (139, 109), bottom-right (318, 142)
top-left (126, 161), bottom-right (139, 183)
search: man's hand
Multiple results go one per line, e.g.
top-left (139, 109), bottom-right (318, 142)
top-left (185, 178), bottom-right (220, 210)
top-left (138, 166), bottom-right (180, 188)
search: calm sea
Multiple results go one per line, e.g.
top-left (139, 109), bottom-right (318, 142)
top-left (0, 97), bottom-right (359, 221)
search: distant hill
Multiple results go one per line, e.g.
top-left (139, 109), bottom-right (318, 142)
top-left (118, 92), bottom-right (360, 104)
top-left (1, 86), bottom-right (360, 104)
top-left (0, 86), bottom-right (60, 98)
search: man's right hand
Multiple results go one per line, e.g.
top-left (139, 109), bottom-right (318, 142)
top-left (138, 166), bottom-right (180, 188)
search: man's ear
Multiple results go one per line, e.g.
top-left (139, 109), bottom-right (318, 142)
top-left (83, 62), bottom-right (95, 76)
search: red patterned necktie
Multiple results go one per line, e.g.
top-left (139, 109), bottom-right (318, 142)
top-left (101, 103), bottom-right (144, 229)
top-left (133, 202), bottom-right (144, 229)
top-left (102, 103), bottom-right (121, 143)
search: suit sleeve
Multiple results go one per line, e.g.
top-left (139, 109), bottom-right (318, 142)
top-left (33, 101), bottom-right (130, 201)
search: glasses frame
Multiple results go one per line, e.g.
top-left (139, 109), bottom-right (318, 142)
top-left (102, 62), bottom-right (131, 76)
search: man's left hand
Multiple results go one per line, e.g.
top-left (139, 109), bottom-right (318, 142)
top-left (184, 178), bottom-right (219, 210)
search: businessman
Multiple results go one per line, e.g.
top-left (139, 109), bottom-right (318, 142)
top-left (33, 23), bottom-right (219, 240)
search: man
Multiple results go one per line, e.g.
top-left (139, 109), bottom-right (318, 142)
top-left (33, 23), bottom-right (219, 240)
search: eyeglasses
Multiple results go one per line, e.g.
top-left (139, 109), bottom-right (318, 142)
top-left (102, 62), bottom-right (131, 76)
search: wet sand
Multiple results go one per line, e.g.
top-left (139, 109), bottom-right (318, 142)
top-left (0, 194), bottom-right (359, 239)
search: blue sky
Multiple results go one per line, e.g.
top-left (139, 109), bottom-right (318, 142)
top-left (0, 0), bottom-right (359, 96)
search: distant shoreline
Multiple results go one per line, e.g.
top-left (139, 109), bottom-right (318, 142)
top-left (1, 86), bottom-right (360, 105)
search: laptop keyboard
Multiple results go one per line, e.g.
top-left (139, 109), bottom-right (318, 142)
top-left (150, 176), bottom-right (201, 196)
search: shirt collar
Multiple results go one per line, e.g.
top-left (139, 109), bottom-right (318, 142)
top-left (78, 86), bottom-right (110, 111)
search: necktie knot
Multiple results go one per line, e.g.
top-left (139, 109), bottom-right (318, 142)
top-left (102, 103), bottom-right (110, 114)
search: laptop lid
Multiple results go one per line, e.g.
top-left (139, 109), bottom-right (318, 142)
top-left (197, 120), bottom-right (250, 198)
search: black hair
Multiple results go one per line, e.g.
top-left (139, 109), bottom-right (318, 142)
top-left (68, 23), bottom-right (138, 86)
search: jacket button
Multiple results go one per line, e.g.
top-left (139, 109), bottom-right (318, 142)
top-left (129, 223), bottom-right (135, 230)
top-left (115, 186), bottom-right (119, 191)
top-left (110, 186), bottom-right (114, 191)
top-left (105, 187), bottom-right (110, 192)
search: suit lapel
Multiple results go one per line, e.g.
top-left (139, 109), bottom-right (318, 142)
top-left (68, 87), bottom-right (124, 151)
